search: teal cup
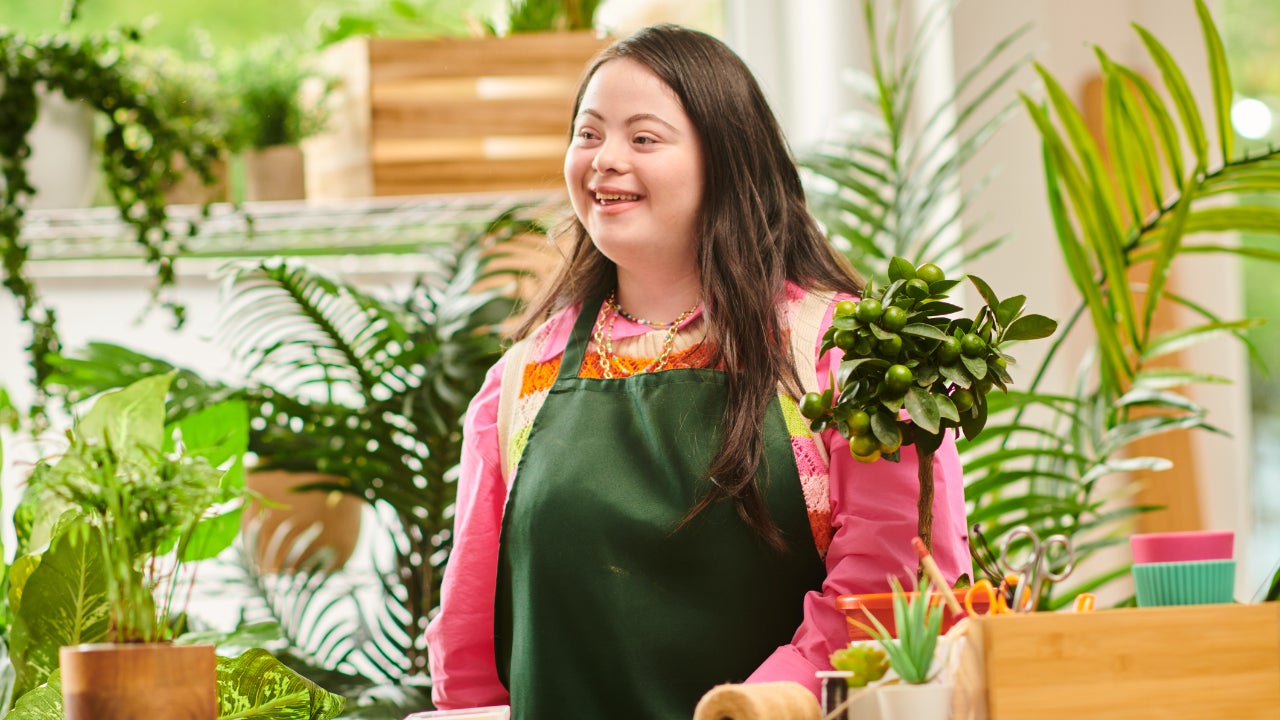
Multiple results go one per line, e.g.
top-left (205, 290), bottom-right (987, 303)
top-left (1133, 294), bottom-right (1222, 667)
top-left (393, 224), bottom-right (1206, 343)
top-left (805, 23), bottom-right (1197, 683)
top-left (1131, 559), bottom-right (1236, 607)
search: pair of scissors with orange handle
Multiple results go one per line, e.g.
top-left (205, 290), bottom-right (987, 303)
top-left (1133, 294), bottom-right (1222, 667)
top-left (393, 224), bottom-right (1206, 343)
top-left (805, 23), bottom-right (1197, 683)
top-left (963, 577), bottom-right (1017, 616)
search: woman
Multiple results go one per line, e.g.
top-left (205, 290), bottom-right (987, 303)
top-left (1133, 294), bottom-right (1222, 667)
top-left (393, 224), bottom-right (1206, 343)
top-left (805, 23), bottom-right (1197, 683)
top-left (425, 23), bottom-right (969, 720)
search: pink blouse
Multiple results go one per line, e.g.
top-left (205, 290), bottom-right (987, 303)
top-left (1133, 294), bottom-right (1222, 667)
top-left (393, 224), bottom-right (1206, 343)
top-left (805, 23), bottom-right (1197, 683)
top-left (425, 295), bottom-right (970, 709)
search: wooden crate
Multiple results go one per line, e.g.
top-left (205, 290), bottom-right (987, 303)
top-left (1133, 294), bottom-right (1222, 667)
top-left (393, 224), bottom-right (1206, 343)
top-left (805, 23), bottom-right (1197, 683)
top-left (303, 31), bottom-right (610, 200)
top-left (955, 603), bottom-right (1280, 720)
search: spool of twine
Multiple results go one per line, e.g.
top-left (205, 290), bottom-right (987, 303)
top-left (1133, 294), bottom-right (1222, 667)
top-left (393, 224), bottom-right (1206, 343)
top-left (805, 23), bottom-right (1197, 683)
top-left (692, 682), bottom-right (821, 720)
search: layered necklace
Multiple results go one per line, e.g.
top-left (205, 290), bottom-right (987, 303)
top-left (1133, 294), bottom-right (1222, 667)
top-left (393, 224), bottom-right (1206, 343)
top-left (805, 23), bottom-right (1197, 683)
top-left (592, 290), bottom-right (700, 379)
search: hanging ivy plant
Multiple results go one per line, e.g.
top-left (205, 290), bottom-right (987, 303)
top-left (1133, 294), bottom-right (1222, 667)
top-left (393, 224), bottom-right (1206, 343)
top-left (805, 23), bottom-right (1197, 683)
top-left (0, 23), bottom-right (223, 410)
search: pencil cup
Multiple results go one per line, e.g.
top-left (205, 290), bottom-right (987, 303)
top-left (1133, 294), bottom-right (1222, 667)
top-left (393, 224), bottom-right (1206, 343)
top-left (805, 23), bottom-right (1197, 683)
top-left (1131, 559), bottom-right (1236, 607)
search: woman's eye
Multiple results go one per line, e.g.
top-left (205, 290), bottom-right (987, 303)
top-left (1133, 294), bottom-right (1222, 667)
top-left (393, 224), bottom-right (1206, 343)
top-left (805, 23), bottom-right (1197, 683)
top-left (634, 135), bottom-right (657, 145)
top-left (576, 129), bottom-right (598, 141)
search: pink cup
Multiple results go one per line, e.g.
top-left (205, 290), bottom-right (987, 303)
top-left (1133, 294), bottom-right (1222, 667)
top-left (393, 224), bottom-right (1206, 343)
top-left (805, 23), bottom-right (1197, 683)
top-left (1130, 530), bottom-right (1233, 565)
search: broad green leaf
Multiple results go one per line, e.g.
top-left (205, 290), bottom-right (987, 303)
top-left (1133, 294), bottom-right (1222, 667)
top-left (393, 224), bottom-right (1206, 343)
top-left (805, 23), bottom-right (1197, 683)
top-left (1004, 314), bottom-right (1058, 341)
top-left (888, 257), bottom-right (917, 282)
top-left (182, 507), bottom-right (245, 563)
top-left (870, 411), bottom-right (900, 448)
top-left (994, 296), bottom-right (1025, 328)
top-left (934, 393), bottom-right (959, 423)
top-left (1195, 0), bottom-right (1233, 164)
top-left (216, 648), bottom-right (345, 720)
top-left (10, 521), bottom-right (109, 702)
top-left (905, 387), bottom-right (940, 434)
top-left (6, 669), bottom-right (61, 720)
top-left (961, 355), bottom-right (987, 379)
top-left (76, 373), bottom-right (174, 461)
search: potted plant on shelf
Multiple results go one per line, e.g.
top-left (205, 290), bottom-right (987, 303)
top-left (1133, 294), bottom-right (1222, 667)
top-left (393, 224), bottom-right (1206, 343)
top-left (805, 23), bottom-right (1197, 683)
top-left (1, 373), bottom-right (346, 719)
top-left (304, 0), bottom-right (610, 198)
top-left (220, 38), bottom-right (331, 202)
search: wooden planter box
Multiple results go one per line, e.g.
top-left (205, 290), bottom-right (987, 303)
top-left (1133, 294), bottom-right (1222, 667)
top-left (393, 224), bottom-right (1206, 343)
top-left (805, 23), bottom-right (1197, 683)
top-left (954, 603), bottom-right (1280, 720)
top-left (303, 31), bottom-right (610, 200)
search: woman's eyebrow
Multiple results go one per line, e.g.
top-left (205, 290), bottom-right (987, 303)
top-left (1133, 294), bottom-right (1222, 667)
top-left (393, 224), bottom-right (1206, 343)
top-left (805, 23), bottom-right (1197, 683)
top-left (576, 108), bottom-right (680, 133)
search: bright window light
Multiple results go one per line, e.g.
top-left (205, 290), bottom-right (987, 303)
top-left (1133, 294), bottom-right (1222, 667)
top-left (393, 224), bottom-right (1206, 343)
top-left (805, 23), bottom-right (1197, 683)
top-left (1231, 97), bottom-right (1273, 140)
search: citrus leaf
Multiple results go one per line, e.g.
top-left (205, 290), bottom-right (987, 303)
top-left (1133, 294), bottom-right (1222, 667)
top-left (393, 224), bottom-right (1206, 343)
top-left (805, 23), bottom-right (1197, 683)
top-left (905, 386), bottom-right (940, 433)
top-left (1004, 314), bottom-right (1058, 341)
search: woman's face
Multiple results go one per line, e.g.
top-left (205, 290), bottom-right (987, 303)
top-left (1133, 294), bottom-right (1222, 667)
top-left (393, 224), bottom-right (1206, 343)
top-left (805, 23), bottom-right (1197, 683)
top-left (565, 58), bottom-right (705, 274)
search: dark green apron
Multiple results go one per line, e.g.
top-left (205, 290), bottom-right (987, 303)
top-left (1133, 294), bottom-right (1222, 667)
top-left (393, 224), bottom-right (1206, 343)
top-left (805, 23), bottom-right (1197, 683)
top-left (496, 295), bottom-right (825, 720)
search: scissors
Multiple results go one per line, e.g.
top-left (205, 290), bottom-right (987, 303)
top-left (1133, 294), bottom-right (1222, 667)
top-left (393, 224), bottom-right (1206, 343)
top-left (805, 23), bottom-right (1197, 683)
top-left (963, 576), bottom-right (1018, 616)
top-left (999, 524), bottom-right (1076, 612)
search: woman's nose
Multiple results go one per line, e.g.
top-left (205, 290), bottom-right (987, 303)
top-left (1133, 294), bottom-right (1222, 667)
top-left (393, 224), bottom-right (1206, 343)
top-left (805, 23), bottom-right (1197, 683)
top-left (591, 137), bottom-right (628, 174)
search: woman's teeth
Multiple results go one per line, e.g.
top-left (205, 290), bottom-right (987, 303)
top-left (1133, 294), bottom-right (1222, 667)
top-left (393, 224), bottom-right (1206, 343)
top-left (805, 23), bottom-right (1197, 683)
top-left (595, 192), bottom-right (640, 203)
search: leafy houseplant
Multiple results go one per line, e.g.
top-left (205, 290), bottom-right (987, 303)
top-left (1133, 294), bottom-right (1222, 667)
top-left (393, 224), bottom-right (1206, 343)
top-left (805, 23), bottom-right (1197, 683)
top-left (799, 258), bottom-right (1057, 553)
top-left (40, 219), bottom-right (526, 715)
top-left (1, 373), bottom-right (347, 719)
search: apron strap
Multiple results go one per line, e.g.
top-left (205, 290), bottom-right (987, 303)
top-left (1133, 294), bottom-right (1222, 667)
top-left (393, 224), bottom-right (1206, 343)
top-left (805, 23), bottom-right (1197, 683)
top-left (558, 292), bottom-right (606, 382)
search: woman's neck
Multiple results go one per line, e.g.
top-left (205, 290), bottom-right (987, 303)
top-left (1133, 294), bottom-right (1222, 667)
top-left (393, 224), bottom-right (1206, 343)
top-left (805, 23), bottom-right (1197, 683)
top-left (614, 267), bottom-right (702, 325)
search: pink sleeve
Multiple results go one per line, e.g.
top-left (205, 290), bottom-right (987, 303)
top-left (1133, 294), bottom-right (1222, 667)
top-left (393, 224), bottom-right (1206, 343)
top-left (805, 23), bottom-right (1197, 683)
top-left (426, 357), bottom-right (511, 710)
top-left (747, 294), bottom-right (970, 696)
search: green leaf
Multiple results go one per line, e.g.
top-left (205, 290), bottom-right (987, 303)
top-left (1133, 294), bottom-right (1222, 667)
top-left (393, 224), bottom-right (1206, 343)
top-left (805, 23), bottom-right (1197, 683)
top-left (77, 373), bottom-right (174, 460)
top-left (967, 274), bottom-right (999, 309)
top-left (1195, 0), bottom-right (1233, 164)
top-left (933, 392), bottom-right (959, 423)
top-left (1143, 319), bottom-right (1264, 360)
top-left (216, 648), bottom-right (346, 720)
top-left (10, 521), bottom-right (109, 703)
top-left (904, 387), bottom-right (940, 434)
top-left (1003, 314), bottom-right (1058, 341)
top-left (902, 323), bottom-right (949, 341)
top-left (961, 355), bottom-right (988, 379)
top-left (994, 296), bottom-right (1025, 327)
top-left (1134, 23), bottom-right (1208, 170)
top-left (870, 411), bottom-right (900, 448)
top-left (182, 507), bottom-right (244, 563)
top-left (6, 669), bottom-right (61, 720)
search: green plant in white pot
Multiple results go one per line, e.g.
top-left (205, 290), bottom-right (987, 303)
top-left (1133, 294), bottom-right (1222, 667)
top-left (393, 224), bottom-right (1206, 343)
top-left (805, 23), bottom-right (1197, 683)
top-left (854, 575), bottom-right (952, 720)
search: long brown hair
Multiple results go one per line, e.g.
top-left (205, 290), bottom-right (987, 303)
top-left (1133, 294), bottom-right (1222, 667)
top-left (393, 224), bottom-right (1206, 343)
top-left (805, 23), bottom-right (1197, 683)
top-left (516, 24), bottom-right (863, 549)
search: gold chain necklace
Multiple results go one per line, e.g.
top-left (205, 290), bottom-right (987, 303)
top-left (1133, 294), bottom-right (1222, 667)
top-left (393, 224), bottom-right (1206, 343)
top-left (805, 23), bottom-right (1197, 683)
top-left (592, 291), bottom-right (699, 379)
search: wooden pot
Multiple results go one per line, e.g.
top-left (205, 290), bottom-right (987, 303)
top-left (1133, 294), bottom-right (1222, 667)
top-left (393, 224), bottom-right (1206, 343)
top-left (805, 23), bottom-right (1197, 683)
top-left (243, 470), bottom-right (363, 573)
top-left (243, 144), bottom-right (306, 201)
top-left (60, 643), bottom-right (216, 720)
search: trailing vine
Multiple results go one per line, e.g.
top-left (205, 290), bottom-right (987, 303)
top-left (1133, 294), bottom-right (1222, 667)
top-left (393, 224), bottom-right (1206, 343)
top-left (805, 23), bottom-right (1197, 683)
top-left (0, 25), bottom-right (223, 406)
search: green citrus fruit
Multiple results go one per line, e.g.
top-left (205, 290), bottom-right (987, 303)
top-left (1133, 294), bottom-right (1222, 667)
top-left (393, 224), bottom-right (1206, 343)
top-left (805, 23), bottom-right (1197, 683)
top-left (961, 332), bottom-right (986, 357)
top-left (855, 298), bottom-right (884, 323)
top-left (937, 336), bottom-right (962, 364)
top-left (885, 364), bottom-right (914, 394)
top-left (835, 299), bottom-right (858, 318)
top-left (833, 329), bottom-right (856, 351)
top-left (881, 306), bottom-right (908, 332)
top-left (917, 263), bottom-right (945, 286)
top-left (877, 334), bottom-right (903, 358)
top-left (951, 387), bottom-right (975, 412)
top-left (848, 409), bottom-right (872, 435)
top-left (850, 433), bottom-right (879, 457)
top-left (905, 278), bottom-right (930, 299)
top-left (853, 449), bottom-right (882, 464)
top-left (799, 391), bottom-right (827, 419)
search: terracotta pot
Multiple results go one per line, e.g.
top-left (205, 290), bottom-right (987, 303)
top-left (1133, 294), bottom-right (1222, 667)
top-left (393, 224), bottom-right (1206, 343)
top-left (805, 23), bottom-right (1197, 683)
top-left (60, 643), bottom-right (216, 720)
top-left (244, 144), bottom-right (306, 201)
top-left (243, 470), bottom-right (363, 573)
top-left (164, 153), bottom-right (229, 205)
